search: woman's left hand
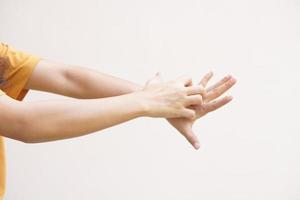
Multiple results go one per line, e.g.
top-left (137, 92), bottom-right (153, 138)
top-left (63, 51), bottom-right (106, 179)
top-left (167, 72), bottom-right (237, 150)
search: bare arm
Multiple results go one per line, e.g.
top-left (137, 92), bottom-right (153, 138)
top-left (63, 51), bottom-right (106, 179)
top-left (24, 59), bottom-right (142, 98)
top-left (1, 75), bottom-right (201, 143)
top-left (24, 59), bottom-right (236, 149)
top-left (0, 92), bottom-right (144, 143)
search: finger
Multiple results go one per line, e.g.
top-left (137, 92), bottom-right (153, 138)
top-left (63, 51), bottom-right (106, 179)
top-left (183, 127), bottom-right (200, 150)
top-left (185, 95), bottom-right (202, 106)
top-left (203, 96), bottom-right (233, 113)
top-left (181, 108), bottom-right (196, 119)
top-left (145, 73), bottom-right (157, 85)
top-left (155, 72), bottom-right (163, 82)
top-left (205, 77), bottom-right (236, 102)
top-left (146, 72), bottom-right (163, 85)
top-left (185, 85), bottom-right (204, 95)
top-left (206, 74), bottom-right (232, 92)
top-left (176, 75), bottom-right (192, 86)
top-left (199, 71), bottom-right (213, 87)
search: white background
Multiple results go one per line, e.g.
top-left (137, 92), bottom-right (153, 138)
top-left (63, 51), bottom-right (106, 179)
top-left (1, 0), bottom-right (300, 199)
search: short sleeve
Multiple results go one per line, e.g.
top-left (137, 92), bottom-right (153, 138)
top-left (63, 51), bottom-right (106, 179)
top-left (0, 90), bottom-right (5, 96)
top-left (0, 43), bottom-right (41, 100)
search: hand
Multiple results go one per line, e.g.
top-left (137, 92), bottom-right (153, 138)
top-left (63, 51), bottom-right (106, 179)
top-left (137, 72), bottom-right (203, 119)
top-left (167, 72), bottom-right (236, 150)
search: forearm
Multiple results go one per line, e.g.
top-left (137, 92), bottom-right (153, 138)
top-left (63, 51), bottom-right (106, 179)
top-left (20, 93), bottom-right (145, 143)
top-left (64, 65), bottom-right (142, 99)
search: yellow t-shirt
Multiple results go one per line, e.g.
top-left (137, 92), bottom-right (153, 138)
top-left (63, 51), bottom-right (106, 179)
top-left (0, 43), bottom-right (40, 200)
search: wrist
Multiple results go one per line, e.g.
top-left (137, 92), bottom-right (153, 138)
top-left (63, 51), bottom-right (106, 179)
top-left (129, 83), bottom-right (143, 93)
top-left (125, 91), bottom-right (149, 118)
top-left (130, 89), bottom-right (150, 117)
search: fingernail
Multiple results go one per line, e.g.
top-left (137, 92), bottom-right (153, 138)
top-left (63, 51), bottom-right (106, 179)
top-left (227, 96), bottom-right (233, 101)
top-left (231, 77), bottom-right (237, 83)
top-left (194, 143), bottom-right (200, 150)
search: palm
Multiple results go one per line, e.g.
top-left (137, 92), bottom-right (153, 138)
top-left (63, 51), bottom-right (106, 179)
top-left (167, 72), bottom-right (236, 149)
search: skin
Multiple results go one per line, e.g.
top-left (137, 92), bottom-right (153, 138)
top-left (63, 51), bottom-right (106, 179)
top-left (167, 72), bottom-right (236, 149)
top-left (0, 59), bottom-right (236, 149)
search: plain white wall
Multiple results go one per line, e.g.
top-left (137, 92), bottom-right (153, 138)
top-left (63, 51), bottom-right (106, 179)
top-left (1, 0), bottom-right (300, 199)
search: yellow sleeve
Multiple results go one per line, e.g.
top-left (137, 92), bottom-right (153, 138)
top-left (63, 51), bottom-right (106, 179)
top-left (0, 43), bottom-right (41, 100)
top-left (0, 90), bottom-right (5, 96)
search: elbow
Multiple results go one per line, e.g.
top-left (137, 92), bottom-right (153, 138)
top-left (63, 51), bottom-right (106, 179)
top-left (18, 137), bottom-right (33, 144)
top-left (11, 114), bottom-right (38, 144)
top-left (18, 122), bottom-right (41, 144)
top-left (0, 99), bottom-right (42, 144)
top-left (16, 132), bottom-right (40, 144)
top-left (18, 133), bottom-right (37, 144)
top-left (15, 117), bottom-right (54, 144)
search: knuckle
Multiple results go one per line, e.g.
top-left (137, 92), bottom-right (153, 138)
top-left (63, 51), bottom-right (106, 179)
top-left (211, 104), bottom-right (217, 110)
top-left (202, 104), bottom-right (209, 110)
top-left (212, 88), bottom-right (218, 93)
top-left (226, 81), bottom-right (233, 87)
top-left (189, 111), bottom-right (196, 118)
top-left (197, 95), bottom-right (202, 102)
top-left (198, 85), bottom-right (204, 92)
top-left (212, 89), bottom-right (220, 96)
top-left (177, 87), bottom-right (186, 96)
top-left (192, 85), bottom-right (201, 94)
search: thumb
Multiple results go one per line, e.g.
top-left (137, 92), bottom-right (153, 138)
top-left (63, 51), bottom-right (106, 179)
top-left (146, 72), bottom-right (163, 85)
top-left (155, 72), bottom-right (163, 82)
top-left (183, 127), bottom-right (200, 150)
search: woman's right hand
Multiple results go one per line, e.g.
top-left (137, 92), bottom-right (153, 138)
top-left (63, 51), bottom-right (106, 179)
top-left (135, 72), bottom-right (203, 119)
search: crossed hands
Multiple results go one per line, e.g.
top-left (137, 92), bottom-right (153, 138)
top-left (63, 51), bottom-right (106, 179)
top-left (139, 71), bottom-right (236, 150)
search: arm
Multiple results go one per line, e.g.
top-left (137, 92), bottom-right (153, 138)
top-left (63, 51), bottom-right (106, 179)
top-left (2, 74), bottom-right (201, 143)
top-left (0, 92), bottom-right (145, 143)
top-left (24, 59), bottom-right (142, 99)
top-left (24, 59), bottom-right (236, 149)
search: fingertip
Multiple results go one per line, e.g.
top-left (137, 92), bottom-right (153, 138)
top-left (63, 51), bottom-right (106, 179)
top-left (194, 142), bottom-right (200, 150)
top-left (226, 74), bottom-right (232, 79)
top-left (223, 75), bottom-right (236, 85)
top-left (227, 96), bottom-right (233, 101)
top-left (206, 71), bottom-right (214, 79)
